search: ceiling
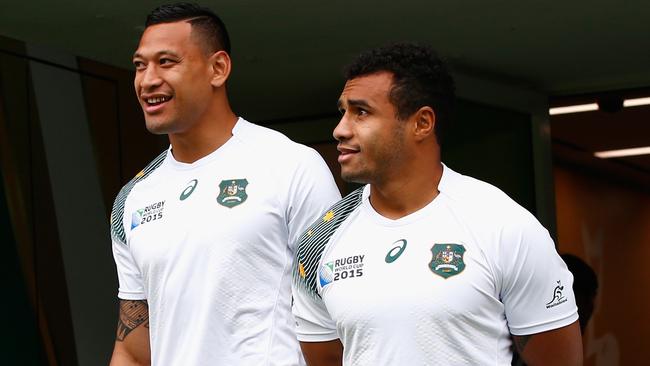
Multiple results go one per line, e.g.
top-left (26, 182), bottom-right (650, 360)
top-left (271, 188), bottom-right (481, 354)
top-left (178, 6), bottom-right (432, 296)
top-left (551, 94), bottom-right (650, 190)
top-left (1, 0), bottom-right (649, 184)
top-left (2, 1), bottom-right (649, 110)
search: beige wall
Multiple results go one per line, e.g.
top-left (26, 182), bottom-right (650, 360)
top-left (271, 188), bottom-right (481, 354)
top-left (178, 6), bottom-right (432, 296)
top-left (555, 164), bottom-right (650, 366)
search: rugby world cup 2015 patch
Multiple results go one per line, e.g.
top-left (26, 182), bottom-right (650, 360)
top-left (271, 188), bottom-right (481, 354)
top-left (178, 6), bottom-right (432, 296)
top-left (131, 200), bottom-right (166, 230)
top-left (217, 179), bottom-right (248, 208)
top-left (429, 243), bottom-right (466, 279)
top-left (319, 255), bottom-right (365, 288)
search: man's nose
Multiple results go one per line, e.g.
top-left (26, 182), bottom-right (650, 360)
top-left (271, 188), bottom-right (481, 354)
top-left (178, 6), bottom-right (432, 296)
top-left (139, 65), bottom-right (162, 90)
top-left (333, 114), bottom-right (351, 142)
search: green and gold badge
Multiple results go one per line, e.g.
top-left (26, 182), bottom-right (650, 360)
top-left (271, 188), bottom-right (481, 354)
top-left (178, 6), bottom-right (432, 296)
top-left (430, 243), bottom-right (466, 279)
top-left (217, 179), bottom-right (248, 208)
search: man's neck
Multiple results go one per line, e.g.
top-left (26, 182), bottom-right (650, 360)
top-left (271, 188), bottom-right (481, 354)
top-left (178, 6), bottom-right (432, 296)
top-left (368, 161), bottom-right (444, 220)
top-left (169, 109), bottom-right (238, 164)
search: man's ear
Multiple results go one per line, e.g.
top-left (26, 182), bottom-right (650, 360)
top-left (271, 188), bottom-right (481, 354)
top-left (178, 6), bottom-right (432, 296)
top-left (209, 50), bottom-right (231, 88)
top-left (412, 106), bottom-right (436, 142)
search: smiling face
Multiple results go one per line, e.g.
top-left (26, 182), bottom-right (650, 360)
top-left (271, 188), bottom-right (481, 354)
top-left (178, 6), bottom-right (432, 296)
top-left (133, 21), bottom-right (215, 135)
top-left (334, 71), bottom-right (407, 185)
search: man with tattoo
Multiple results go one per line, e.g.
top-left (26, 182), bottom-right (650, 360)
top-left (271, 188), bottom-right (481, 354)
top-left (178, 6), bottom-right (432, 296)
top-left (291, 43), bottom-right (583, 365)
top-left (109, 3), bottom-right (340, 365)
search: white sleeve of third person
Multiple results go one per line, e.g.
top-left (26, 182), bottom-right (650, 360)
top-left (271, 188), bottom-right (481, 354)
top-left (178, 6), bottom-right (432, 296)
top-left (499, 211), bottom-right (579, 335)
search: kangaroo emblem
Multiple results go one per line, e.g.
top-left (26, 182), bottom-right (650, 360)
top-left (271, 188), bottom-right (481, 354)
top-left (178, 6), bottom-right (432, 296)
top-left (546, 280), bottom-right (565, 305)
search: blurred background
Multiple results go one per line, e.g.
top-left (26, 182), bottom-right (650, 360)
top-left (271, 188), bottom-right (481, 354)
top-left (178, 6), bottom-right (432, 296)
top-left (0, 1), bottom-right (648, 365)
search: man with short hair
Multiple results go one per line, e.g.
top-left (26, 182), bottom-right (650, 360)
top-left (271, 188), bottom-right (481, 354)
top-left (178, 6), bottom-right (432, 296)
top-left (109, 3), bottom-right (340, 365)
top-left (292, 43), bottom-right (582, 365)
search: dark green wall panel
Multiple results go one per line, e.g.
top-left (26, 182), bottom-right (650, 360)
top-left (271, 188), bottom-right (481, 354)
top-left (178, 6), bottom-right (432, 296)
top-left (0, 168), bottom-right (45, 365)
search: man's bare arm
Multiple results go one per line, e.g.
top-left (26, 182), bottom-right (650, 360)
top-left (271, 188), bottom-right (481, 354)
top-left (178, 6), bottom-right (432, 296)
top-left (513, 321), bottom-right (582, 366)
top-left (300, 340), bottom-right (343, 366)
top-left (109, 300), bottom-right (151, 366)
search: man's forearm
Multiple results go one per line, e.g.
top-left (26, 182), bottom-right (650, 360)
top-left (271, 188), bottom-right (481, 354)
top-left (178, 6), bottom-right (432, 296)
top-left (110, 300), bottom-right (151, 366)
top-left (513, 321), bottom-right (582, 366)
top-left (300, 340), bottom-right (343, 366)
top-left (109, 347), bottom-right (151, 366)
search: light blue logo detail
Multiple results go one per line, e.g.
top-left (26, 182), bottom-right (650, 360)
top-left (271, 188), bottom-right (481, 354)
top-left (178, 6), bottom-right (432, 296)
top-left (131, 209), bottom-right (144, 230)
top-left (319, 262), bottom-right (335, 287)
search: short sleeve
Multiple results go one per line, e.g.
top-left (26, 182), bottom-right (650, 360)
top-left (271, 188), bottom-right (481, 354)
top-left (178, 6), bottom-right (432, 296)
top-left (292, 273), bottom-right (339, 342)
top-left (108, 151), bottom-right (167, 301)
top-left (285, 148), bottom-right (341, 250)
top-left (288, 148), bottom-right (340, 340)
top-left (112, 234), bottom-right (146, 300)
top-left (499, 214), bottom-right (578, 335)
top-left (291, 186), bottom-right (365, 343)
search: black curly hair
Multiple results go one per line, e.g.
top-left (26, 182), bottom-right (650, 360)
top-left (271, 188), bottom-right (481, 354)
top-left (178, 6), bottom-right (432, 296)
top-left (344, 43), bottom-right (455, 142)
top-left (145, 3), bottom-right (231, 55)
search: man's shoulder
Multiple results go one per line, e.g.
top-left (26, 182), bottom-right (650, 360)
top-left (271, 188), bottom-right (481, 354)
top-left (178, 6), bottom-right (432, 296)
top-left (115, 150), bottom-right (168, 198)
top-left (235, 119), bottom-right (318, 157)
top-left (110, 149), bottom-right (167, 245)
top-left (293, 187), bottom-right (366, 298)
top-left (441, 166), bottom-right (537, 227)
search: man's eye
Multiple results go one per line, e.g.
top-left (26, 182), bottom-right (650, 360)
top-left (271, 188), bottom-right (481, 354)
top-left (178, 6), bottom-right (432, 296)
top-left (358, 109), bottom-right (368, 116)
top-left (133, 61), bottom-right (145, 70)
top-left (160, 58), bottom-right (174, 65)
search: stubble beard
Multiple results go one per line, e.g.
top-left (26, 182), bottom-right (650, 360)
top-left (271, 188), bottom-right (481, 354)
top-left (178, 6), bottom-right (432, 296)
top-left (340, 124), bottom-right (406, 185)
top-left (340, 163), bottom-right (370, 184)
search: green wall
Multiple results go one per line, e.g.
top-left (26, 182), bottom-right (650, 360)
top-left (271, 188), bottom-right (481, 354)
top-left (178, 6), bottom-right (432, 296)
top-left (443, 99), bottom-right (535, 212)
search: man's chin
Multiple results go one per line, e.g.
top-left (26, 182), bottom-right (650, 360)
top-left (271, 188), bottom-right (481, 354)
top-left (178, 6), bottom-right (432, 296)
top-left (340, 170), bottom-right (370, 184)
top-left (144, 119), bottom-right (173, 135)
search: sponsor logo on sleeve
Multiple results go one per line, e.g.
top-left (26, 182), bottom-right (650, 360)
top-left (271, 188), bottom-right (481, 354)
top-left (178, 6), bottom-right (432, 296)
top-left (429, 243), bottom-right (466, 279)
top-left (546, 280), bottom-right (568, 308)
top-left (319, 255), bottom-right (365, 288)
top-left (131, 200), bottom-right (165, 230)
top-left (217, 179), bottom-right (248, 208)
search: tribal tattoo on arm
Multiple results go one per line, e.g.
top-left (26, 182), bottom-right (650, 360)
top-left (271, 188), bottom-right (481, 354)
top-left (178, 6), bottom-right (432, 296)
top-left (116, 300), bottom-right (149, 341)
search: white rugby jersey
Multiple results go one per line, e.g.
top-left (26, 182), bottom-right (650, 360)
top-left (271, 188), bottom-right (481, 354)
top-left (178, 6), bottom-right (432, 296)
top-left (292, 165), bottom-right (578, 365)
top-left (111, 118), bottom-right (341, 366)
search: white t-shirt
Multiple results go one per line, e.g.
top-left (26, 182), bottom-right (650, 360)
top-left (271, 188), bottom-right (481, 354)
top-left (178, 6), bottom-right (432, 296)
top-left (292, 165), bottom-right (578, 366)
top-left (111, 118), bottom-right (341, 366)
